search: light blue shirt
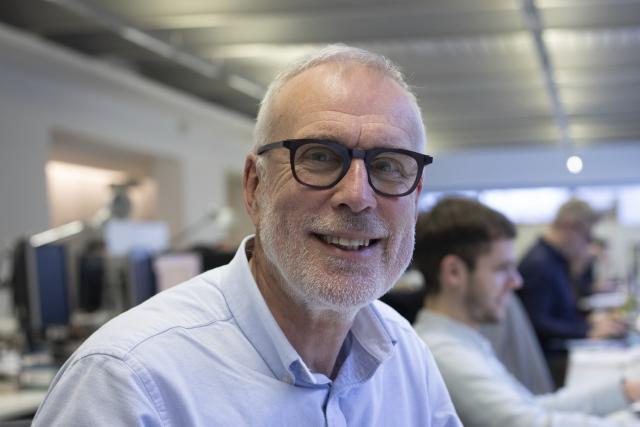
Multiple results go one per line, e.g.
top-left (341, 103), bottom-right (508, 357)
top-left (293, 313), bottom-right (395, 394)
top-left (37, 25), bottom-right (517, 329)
top-left (33, 237), bottom-right (461, 426)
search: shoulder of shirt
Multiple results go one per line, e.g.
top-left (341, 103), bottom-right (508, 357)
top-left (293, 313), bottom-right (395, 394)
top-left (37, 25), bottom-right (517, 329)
top-left (72, 265), bottom-right (233, 362)
top-left (415, 312), bottom-right (483, 359)
top-left (368, 300), bottom-right (432, 363)
top-left (521, 239), bottom-right (557, 264)
top-left (371, 299), bottom-right (416, 335)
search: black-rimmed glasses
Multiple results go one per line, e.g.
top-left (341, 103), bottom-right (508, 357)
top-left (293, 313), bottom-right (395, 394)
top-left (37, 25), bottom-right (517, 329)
top-left (256, 139), bottom-right (433, 197)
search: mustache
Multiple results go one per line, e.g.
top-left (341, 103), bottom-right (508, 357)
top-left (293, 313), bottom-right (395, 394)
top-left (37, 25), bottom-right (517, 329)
top-left (302, 210), bottom-right (389, 237)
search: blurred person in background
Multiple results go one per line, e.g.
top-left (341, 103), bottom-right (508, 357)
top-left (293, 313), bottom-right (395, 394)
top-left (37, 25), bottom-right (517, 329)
top-left (414, 197), bottom-right (640, 427)
top-left (517, 198), bottom-right (627, 384)
top-left (571, 237), bottom-right (618, 296)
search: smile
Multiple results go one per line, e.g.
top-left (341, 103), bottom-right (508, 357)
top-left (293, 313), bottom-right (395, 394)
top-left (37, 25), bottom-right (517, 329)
top-left (315, 234), bottom-right (378, 251)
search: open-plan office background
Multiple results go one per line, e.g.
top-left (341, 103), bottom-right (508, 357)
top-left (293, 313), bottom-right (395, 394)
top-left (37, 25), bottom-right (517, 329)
top-left (1, 3), bottom-right (640, 412)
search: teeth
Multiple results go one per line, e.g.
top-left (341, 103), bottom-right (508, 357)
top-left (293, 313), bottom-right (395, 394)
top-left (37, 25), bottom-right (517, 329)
top-left (320, 235), bottom-right (371, 250)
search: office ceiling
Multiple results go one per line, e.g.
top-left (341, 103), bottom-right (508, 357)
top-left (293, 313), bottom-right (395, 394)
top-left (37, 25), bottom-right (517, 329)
top-left (1, 0), bottom-right (639, 153)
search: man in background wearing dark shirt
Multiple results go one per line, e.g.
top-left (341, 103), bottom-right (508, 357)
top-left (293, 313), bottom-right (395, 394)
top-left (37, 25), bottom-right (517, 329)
top-left (517, 198), bottom-right (627, 384)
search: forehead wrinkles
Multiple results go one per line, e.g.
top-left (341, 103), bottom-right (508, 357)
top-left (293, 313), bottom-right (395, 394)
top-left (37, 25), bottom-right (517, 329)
top-left (295, 111), bottom-right (414, 137)
top-left (288, 114), bottom-right (421, 153)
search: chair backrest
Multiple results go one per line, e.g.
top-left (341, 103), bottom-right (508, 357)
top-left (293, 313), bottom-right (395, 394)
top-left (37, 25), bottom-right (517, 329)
top-left (479, 295), bottom-right (554, 395)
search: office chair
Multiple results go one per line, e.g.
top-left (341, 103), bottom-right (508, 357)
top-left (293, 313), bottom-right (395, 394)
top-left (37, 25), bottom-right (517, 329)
top-left (480, 295), bottom-right (554, 395)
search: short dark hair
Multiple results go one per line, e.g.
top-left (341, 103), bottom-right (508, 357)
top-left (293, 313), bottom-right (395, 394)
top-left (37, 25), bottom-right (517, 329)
top-left (414, 197), bottom-right (516, 296)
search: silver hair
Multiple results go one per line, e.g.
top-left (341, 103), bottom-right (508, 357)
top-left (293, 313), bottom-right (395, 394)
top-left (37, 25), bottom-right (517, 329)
top-left (252, 44), bottom-right (425, 153)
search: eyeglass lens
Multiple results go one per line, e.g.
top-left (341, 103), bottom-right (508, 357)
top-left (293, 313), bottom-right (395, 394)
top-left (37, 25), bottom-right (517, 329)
top-left (293, 142), bottom-right (419, 195)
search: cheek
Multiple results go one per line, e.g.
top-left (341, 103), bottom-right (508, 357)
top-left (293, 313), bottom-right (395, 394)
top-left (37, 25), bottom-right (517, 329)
top-left (479, 275), bottom-right (501, 298)
top-left (387, 210), bottom-right (416, 254)
top-left (389, 199), bottom-right (418, 230)
top-left (497, 274), bottom-right (512, 293)
top-left (260, 173), bottom-right (305, 211)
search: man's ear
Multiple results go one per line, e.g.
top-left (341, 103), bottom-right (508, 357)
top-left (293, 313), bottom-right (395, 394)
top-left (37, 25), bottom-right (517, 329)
top-left (439, 254), bottom-right (468, 290)
top-left (243, 154), bottom-right (261, 228)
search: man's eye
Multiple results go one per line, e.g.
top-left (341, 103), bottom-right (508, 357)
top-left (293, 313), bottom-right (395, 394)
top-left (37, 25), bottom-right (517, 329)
top-left (308, 150), bottom-right (331, 161)
top-left (299, 147), bottom-right (341, 164)
top-left (372, 158), bottom-right (403, 175)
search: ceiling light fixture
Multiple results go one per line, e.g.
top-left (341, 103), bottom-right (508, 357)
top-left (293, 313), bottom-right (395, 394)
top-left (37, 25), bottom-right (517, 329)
top-left (566, 155), bottom-right (583, 174)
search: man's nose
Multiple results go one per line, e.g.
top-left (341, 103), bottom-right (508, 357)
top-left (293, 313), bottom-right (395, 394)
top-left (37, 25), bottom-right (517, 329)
top-left (330, 159), bottom-right (377, 213)
top-left (510, 268), bottom-right (523, 290)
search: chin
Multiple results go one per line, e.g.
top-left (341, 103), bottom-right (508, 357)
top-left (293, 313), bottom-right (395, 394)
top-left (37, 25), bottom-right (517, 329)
top-left (483, 310), bottom-right (505, 324)
top-left (493, 311), bottom-right (507, 323)
top-left (300, 274), bottom-right (385, 311)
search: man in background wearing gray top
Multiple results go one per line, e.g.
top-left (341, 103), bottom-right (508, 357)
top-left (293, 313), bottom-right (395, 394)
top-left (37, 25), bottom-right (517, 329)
top-left (33, 45), bottom-right (461, 426)
top-left (413, 196), bottom-right (640, 427)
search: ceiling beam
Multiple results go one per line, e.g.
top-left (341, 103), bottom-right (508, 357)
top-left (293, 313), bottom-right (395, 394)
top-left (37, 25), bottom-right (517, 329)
top-left (43, 0), bottom-right (265, 99)
top-left (520, 0), bottom-right (572, 148)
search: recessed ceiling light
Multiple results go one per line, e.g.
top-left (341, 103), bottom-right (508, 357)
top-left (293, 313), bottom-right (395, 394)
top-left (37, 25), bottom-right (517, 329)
top-left (566, 155), bottom-right (583, 174)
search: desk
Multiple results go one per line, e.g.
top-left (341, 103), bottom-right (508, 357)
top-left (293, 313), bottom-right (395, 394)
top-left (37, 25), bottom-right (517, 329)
top-left (565, 343), bottom-right (640, 424)
top-left (0, 389), bottom-right (46, 420)
top-left (565, 340), bottom-right (640, 387)
top-left (578, 291), bottom-right (627, 311)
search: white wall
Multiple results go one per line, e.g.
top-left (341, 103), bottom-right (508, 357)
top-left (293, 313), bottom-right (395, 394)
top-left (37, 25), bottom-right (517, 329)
top-left (0, 24), bottom-right (254, 250)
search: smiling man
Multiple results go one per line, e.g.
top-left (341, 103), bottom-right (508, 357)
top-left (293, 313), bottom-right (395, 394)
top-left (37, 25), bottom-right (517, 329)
top-left (413, 197), bottom-right (640, 427)
top-left (33, 45), bottom-right (461, 426)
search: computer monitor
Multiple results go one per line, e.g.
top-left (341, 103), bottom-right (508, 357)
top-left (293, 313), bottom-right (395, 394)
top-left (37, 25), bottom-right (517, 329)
top-left (29, 243), bottom-right (71, 331)
top-left (11, 239), bottom-right (71, 350)
top-left (104, 220), bottom-right (169, 256)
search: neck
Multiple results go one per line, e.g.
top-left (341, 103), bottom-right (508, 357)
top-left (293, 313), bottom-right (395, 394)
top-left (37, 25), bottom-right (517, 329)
top-left (424, 294), bottom-right (480, 330)
top-left (249, 242), bottom-right (356, 379)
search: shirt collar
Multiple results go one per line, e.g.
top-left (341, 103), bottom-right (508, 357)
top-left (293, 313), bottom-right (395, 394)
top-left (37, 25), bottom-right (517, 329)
top-left (218, 236), bottom-right (397, 387)
top-left (218, 236), bottom-right (300, 384)
top-left (334, 302), bottom-right (397, 388)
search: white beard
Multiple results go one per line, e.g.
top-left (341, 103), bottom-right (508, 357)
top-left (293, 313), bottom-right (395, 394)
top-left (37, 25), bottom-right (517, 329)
top-left (257, 195), bottom-right (414, 312)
